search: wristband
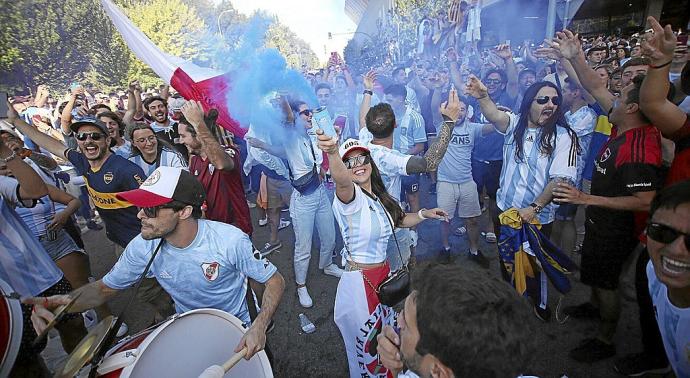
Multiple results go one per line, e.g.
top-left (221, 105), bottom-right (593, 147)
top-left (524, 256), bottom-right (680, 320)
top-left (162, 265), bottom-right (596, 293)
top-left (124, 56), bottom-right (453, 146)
top-left (529, 202), bottom-right (543, 214)
top-left (418, 209), bottom-right (428, 220)
top-left (363, 90), bottom-right (373, 96)
top-left (0, 150), bottom-right (18, 164)
top-left (477, 94), bottom-right (488, 100)
top-left (649, 60), bottom-right (672, 69)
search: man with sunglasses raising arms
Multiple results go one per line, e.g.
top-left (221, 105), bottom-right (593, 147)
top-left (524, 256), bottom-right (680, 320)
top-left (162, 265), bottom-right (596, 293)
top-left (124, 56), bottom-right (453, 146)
top-left (644, 181), bottom-right (690, 377)
top-left (553, 75), bottom-right (663, 363)
top-left (7, 103), bottom-right (175, 322)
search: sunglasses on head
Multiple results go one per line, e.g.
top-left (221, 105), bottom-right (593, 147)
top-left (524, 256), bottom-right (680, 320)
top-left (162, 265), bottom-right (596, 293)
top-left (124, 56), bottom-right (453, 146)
top-left (75, 132), bottom-right (106, 141)
top-left (299, 109), bottom-right (312, 116)
top-left (534, 95), bottom-right (561, 105)
top-left (647, 222), bottom-right (690, 250)
top-left (343, 154), bottom-right (371, 169)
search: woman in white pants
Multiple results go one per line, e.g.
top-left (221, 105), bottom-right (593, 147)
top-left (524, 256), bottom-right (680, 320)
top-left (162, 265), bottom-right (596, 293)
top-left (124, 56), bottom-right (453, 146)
top-left (315, 132), bottom-right (447, 378)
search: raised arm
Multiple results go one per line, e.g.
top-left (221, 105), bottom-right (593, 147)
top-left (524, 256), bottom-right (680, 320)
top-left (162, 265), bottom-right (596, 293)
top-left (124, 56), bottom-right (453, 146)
top-left (159, 84), bottom-right (170, 101)
top-left (406, 89), bottom-right (462, 173)
top-left (534, 45), bottom-right (597, 105)
top-left (0, 139), bottom-right (48, 200)
top-left (359, 70), bottom-right (376, 130)
top-left (34, 85), bottom-right (49, 108)
top-left (181, 100), bottom-right (234, 170)
top-left (315, 128), bottom-right (354, 203)
top-left (123, 81), bottom-right (138, 126)
top-left (550, 30), bottom-right (615, 111)
top-left (494, 44), bottom-right (519, 99)
top-left (639, 16), bottom-right (687, 137)
top-left (464, 75), bottom-right (510, 132)
top-left (8, 102), bottom-right (68, 159)
top-left (60, 87), bottom-right (83, 135)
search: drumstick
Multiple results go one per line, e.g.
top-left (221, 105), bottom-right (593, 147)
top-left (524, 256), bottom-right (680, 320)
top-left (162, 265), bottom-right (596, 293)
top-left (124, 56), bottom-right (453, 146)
top-left (197, 347), bottom-right (248, 378)
top-left (222, 347), bottom-right (248, 371)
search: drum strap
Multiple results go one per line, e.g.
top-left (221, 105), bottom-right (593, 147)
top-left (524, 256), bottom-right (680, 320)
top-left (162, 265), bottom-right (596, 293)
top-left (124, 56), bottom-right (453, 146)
top-left (88, 239), bottom-right (166, 377)
top-left (245, 281), bottom-right (259, 324)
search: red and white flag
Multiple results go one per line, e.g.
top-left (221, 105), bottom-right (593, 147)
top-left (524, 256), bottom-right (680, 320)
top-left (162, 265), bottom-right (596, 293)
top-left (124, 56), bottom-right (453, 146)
top-left (100, 0), bottom-right (245, 137)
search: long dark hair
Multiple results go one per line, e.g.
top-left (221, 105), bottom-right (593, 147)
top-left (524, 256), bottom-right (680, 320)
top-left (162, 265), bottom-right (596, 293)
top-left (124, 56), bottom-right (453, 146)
top-left (512, 81), bottom-right (578, 162)
top-left (368, 159), bottom-right (404, 227)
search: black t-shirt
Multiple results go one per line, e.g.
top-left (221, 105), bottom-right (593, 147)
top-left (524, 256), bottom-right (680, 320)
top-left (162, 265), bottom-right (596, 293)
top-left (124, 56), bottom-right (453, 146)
top-left (586, 125), bottom-right (662, 237)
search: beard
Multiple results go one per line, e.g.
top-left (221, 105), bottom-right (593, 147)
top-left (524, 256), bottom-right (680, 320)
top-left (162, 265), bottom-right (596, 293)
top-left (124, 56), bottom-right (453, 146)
top-left (141, 219), bottom-right (177, 240)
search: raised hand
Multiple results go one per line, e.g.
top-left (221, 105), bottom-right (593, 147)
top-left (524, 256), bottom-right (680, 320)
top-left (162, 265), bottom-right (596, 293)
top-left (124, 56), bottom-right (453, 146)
top-left (363, 70), bottom-right (377, 91)
top-left (535, 39), bottom-right (564, 60)
top-left (641, 16), bottom-right (676, 65)
top-left (314, 128), bottom-right (339, 155)
top-left (493, 44), bottom-right (513, 60)
top-left (464, 75), bottom-right (488, 99)
top-left (440, 88), bottom-right (462, 122)
top-left (180, 100), bottom-right (206, 127)
top-left (553, 30), bottom-right (582, 60)
top-left (446, 47), bottom-right (458, 62)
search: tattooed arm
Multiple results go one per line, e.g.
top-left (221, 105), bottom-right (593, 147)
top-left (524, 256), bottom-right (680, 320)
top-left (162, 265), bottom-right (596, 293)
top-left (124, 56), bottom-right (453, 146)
top-left (406, 89), bottom-right (462, 174)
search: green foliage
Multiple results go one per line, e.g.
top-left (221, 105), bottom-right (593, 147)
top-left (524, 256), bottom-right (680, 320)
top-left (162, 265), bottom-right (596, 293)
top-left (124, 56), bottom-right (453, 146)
top-left (0, 0), bottom-right (320, 95)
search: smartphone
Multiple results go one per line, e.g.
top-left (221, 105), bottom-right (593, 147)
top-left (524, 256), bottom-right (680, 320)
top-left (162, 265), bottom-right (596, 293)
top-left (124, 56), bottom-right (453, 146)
top-left (333, 115), bottom-right (347, 131)
top-left (0, 92), bottom-right (8, 119)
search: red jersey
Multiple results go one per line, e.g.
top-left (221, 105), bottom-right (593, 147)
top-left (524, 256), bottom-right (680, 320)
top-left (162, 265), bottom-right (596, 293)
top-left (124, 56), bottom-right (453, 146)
top-left (666, 115), bottom-right (690, 186)
top-left (190, 146), bottom-right (253, 236)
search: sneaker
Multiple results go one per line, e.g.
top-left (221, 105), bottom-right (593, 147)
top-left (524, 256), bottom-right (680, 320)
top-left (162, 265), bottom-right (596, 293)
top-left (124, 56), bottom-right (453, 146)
top-left (260, 241), bottom-right (282, 257)
top-left (569, 338), bottom-right (616, 363)
top-left (86, 220), bottom-right (103, 230)
top-left (82, 309), bottom-right (98, 329)
top-left (246, 201), bottom-right (257, 208)
top-left (258, 217), bottom-right (268, 226)
top-left (453, 226), bottom-right (467, 236)
top-left (563, 302), bottom-right (600, 319)
top-left (278, 219), bottom-right (291, 230)
top-left (533, 305), bottom-right (552, 322)
top-left (409, 230), bottom-right (418, 247)
top-left (428, 184), bottom-right (437, 195)
top-left (438, 247), bottom-right (453, 264)
top-left (469, 250), bottom-right (490, 269)
top-left (323, 264), bottom-right (344, 278)
top-left (297, 286), bottom-right (313, 308)
top-left (116, 322), bottom-right (129, 338)
top-left (482, 232), bottom-right (497, 243)
top-left (614, 353), bottom-right (671, 376)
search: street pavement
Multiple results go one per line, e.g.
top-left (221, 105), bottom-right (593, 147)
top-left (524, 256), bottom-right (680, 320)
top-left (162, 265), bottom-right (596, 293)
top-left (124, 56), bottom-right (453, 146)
top-left (52, 177), bottom-right (674, 378)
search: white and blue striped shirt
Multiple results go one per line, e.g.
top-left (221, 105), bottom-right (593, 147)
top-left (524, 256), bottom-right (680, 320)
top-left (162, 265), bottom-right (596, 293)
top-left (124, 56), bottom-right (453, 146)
top-left (129, 147), bottom-right (187, 176)
top-left (15, 195), bottom-right (55, 238)
top-left (497, 113), bottom-right (578, 224)
top-left (0, 176), bottom-right (62, 296)
top-left (333, 185), bottom-right (393, 264)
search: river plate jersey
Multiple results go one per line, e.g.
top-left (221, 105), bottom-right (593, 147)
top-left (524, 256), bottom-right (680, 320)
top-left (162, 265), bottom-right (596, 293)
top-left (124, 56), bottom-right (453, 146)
top-left (66, 149), bottom-right (145, 247)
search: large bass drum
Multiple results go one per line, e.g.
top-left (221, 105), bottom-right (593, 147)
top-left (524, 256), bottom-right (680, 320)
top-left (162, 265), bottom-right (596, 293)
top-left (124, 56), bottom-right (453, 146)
top-left (0, 278), bottom-right (22, 377)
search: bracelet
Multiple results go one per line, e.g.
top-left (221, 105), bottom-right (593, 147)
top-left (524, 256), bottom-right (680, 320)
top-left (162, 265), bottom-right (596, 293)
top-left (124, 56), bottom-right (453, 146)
top-left (418, 209), bottom-right (428, 220)
top-left (363, 90), bottom-right (373, 96)
top-left (529, 202), bottom-right (543, 214)
top-left (0, 150), bottom-right (18, 164)
top-left (477, 94), bottom-right (488, 100)
top-left (649, 60), bottom-right (672, 69)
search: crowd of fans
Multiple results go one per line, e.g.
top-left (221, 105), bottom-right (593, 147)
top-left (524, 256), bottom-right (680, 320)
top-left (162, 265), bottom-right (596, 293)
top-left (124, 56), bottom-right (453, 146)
top-left (1, 6), bottom-right (689, 377)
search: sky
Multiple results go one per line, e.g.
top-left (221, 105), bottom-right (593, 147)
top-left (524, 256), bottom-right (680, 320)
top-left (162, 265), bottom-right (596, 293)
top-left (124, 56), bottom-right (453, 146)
top-left (228, 0), bottom-right (357, 63)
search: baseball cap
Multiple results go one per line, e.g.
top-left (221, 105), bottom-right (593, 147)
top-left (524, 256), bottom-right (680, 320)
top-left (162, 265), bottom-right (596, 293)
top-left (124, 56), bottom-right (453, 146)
top-left (117, 166), bottom-right (206, 208)
top-left (69, 117), bottom-right (109, 135)
top-left (339, 138), bottom-right (370, 160)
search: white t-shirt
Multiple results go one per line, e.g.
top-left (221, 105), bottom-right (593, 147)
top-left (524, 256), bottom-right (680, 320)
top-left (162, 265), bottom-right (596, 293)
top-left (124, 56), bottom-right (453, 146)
top-left (496, 113), bottom-right (578, 224)
top-left (333, 185), bottom-right (393, 264)
top-left (284, 131), bottom-right (322, 180)
top-left (358, 128), bottom-right (412, 202)
top-left (647, 261), bottom-right (690, 377)
top-left (103, 220), bottom-right (277, 324)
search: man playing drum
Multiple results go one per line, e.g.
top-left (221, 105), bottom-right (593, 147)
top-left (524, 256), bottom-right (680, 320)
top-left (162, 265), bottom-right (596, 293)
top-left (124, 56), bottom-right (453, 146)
top-left (26, 166), bottom-right (286, 360)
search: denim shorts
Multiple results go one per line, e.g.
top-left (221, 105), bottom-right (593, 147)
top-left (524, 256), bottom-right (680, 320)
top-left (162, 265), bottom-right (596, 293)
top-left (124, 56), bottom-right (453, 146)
top-left (39, 229), bottom-right (85, 261)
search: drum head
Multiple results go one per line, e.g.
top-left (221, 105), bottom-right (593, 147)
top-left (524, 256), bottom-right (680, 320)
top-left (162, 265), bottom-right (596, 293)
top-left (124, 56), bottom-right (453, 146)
top-left (123, 309), bottom-right (272, 378)
top-left (0, 279), bottom-right (22, 378)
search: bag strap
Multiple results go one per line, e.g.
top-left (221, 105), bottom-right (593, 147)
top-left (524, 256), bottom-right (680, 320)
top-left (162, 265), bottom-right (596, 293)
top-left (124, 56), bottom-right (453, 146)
top-left (287, 136), bottom-right (318, 180)
top-left (361, 188), bottom-right (406, 270)
top-left (245, 278), bottom-right (259, 323)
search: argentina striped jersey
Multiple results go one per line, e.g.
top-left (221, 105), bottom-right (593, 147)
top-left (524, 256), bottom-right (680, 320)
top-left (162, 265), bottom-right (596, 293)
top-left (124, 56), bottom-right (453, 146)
top-left (333, 185), bottom-right (393, 264)
top-left (497, 113), bottom-right (578, 224)
top-left (129, 147), bottom-right (188, 176)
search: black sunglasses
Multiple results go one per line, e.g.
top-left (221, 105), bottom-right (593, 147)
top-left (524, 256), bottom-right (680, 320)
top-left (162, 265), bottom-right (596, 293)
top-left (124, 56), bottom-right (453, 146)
top-left (343, 154), bottom-right (371, 169)
top-left (647, 223), bottom-right (690, 250)
top-left (534, 95), bottom-right (561, 106)
top-left (75, 132), bottom-right (106, 141)
top-left (299, 109), bottom-right (312, 116)
top-left (139, 205), bottom-right (177, 218)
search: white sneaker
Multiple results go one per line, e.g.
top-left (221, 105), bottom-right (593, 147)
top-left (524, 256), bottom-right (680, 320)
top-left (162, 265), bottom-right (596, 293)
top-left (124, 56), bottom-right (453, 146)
top-left (409, 230), bottom-right (418, 247)
top-left (278, 219), bottom-right (291, 230)
top-left (297, 286), bottom-right (313, 308)
top-left (116, 322), bottom-right (129, 337)
top-left (323, 263), bottom-right (344, 278)
top-left (258, 217), bottom-right (268, 226)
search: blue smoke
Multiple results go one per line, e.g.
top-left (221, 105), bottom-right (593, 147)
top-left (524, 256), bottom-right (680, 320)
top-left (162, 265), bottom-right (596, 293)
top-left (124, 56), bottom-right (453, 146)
top-left (201, 13), bottom-right (317, 142)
